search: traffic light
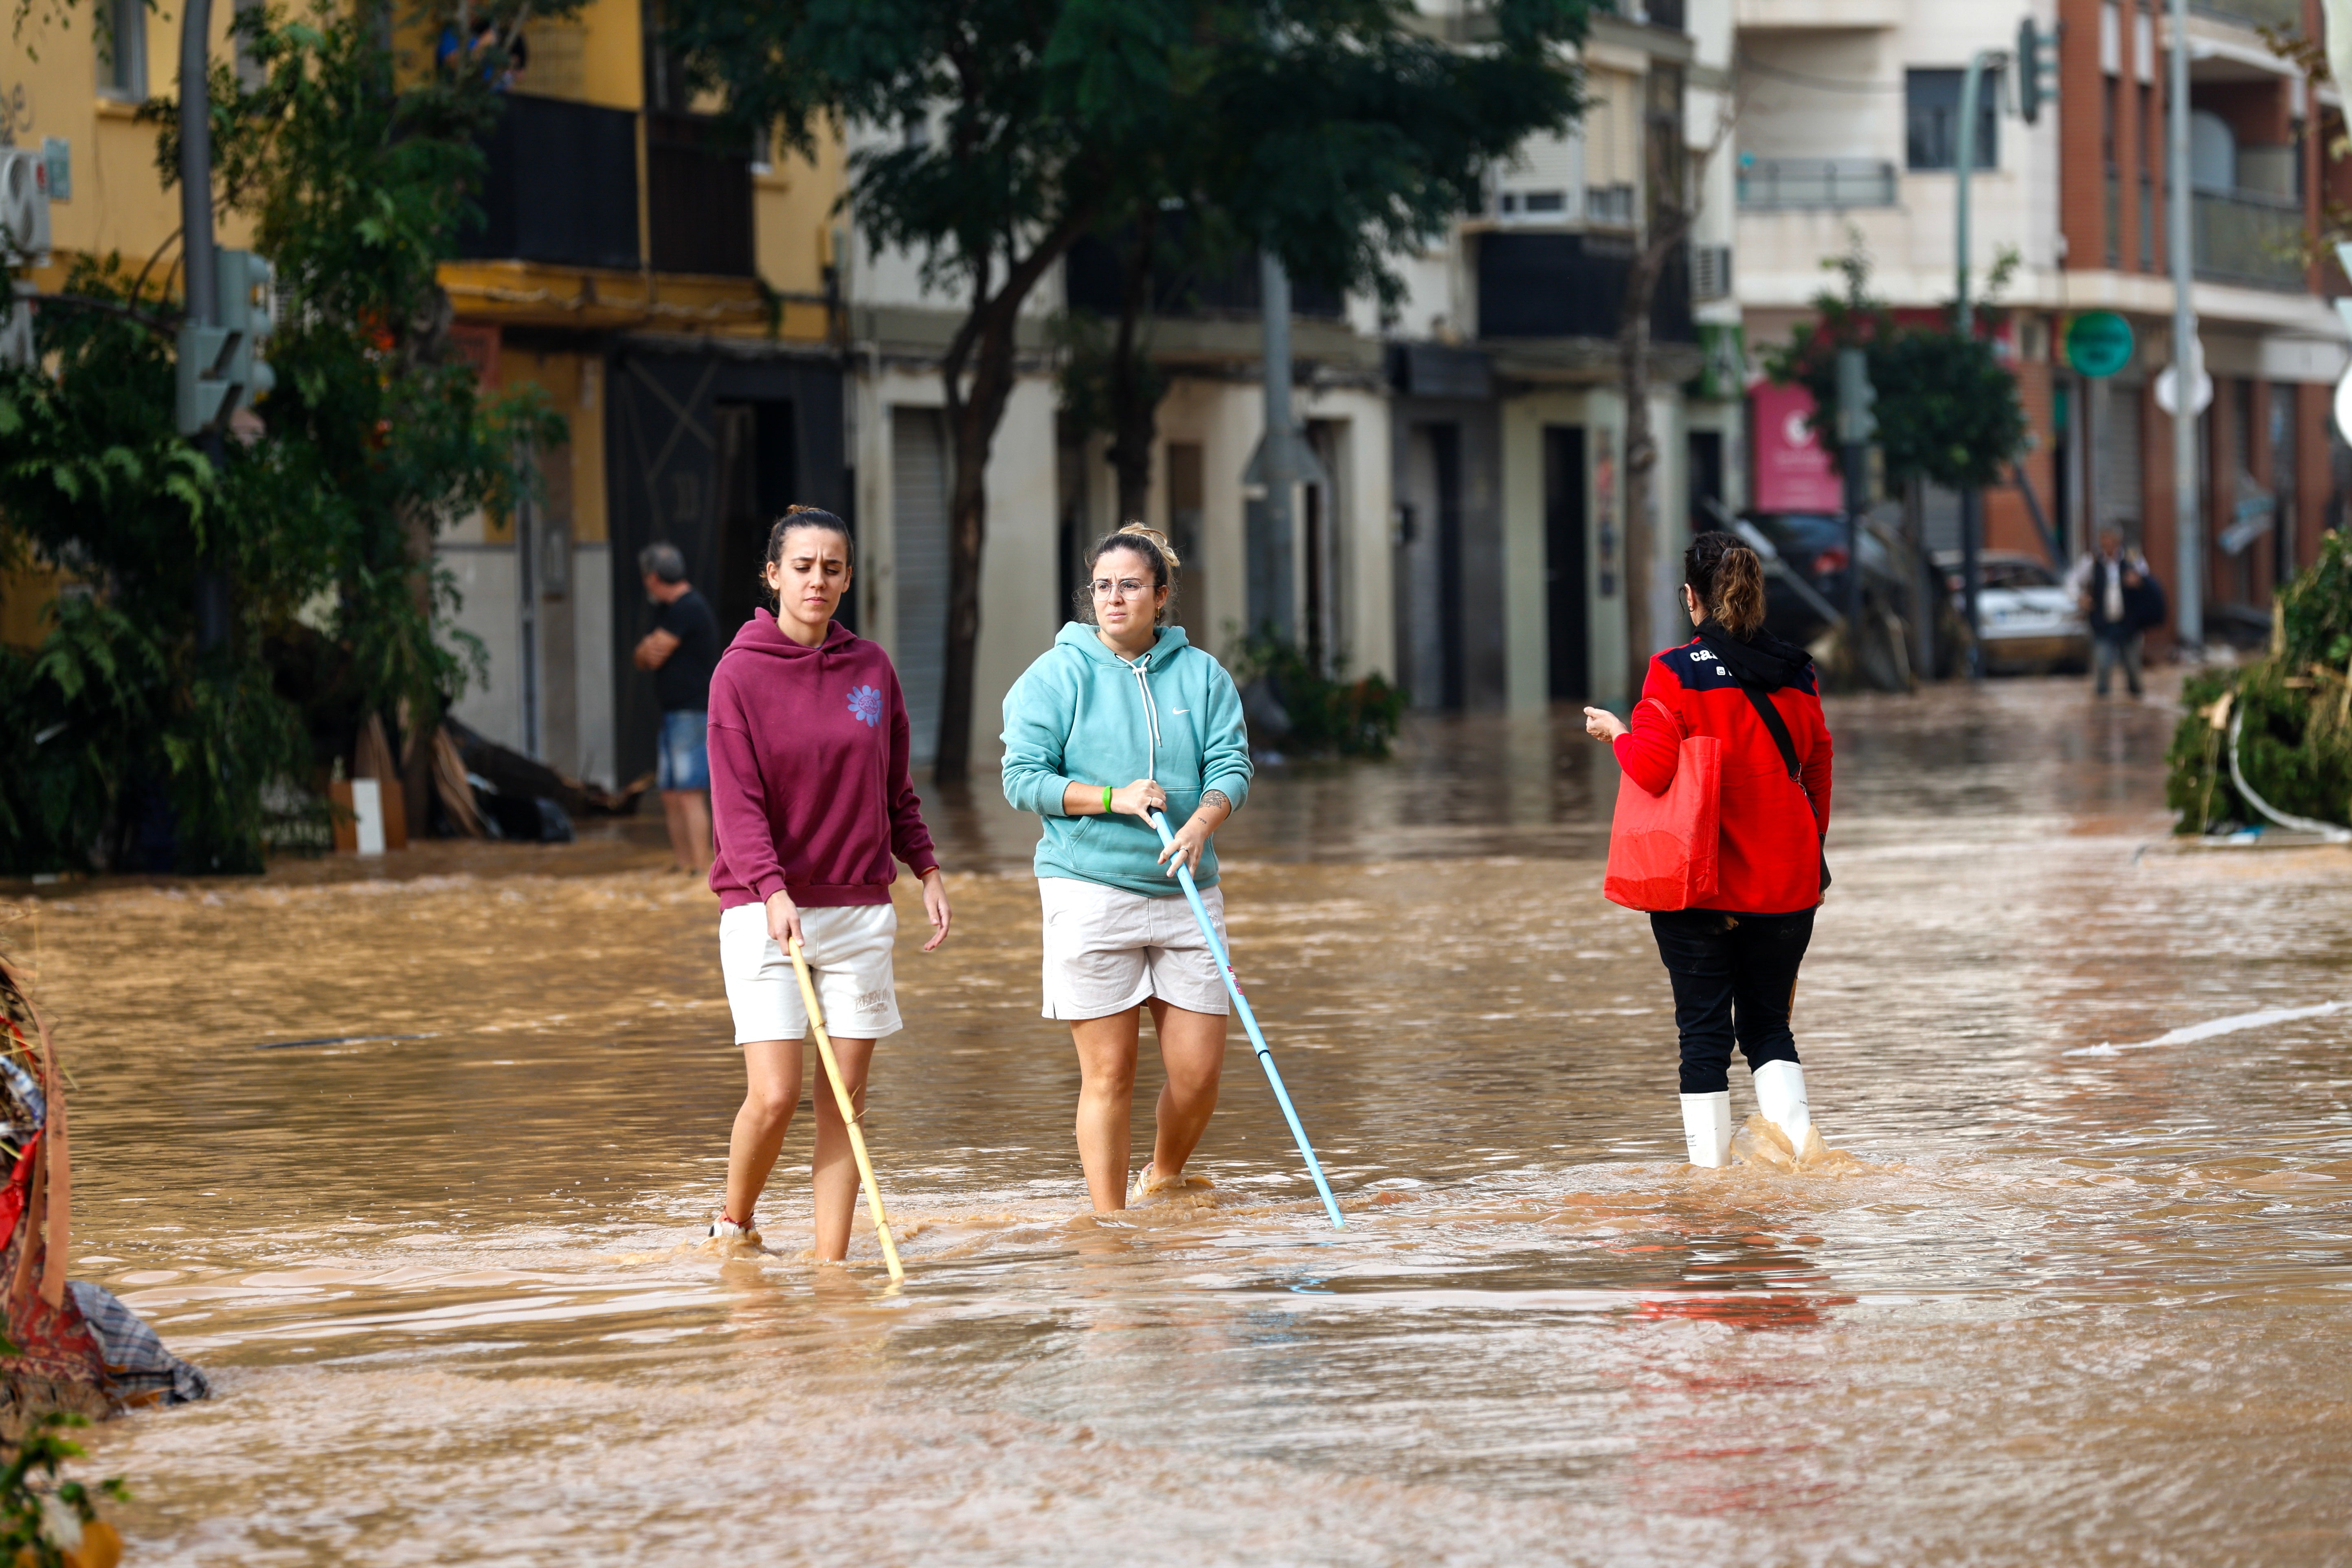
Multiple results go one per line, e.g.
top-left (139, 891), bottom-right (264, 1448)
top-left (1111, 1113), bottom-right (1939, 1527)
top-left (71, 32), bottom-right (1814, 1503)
top-left (175, 246), bottom-right (275, 435)
top-left (2016, 17), bottom-right (2058, 127)
top-left (1834, 347), bottom-right (1876, 447)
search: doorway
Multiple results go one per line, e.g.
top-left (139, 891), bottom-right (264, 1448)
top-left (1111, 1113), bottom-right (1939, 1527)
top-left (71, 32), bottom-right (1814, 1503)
top-left (713, 400), bottom-right (798, 640)
top-left (1544, 424), bottom-right (1589, 702)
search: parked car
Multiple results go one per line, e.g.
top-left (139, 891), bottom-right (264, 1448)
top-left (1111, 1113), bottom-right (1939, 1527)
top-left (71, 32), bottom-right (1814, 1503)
top-left (1731, 511), bottom-right (1906, 648)
top-left (1932, 550), bottom-right (2088, 674)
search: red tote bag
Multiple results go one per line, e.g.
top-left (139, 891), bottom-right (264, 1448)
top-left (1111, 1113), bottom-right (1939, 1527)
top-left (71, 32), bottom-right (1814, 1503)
top-left (1603, 699), bottom-right (1722, 911)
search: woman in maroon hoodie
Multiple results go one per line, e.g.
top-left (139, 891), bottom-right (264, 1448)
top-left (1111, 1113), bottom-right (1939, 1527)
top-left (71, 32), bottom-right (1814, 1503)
top-left (1583, 531), bottom-right (1834, 1169)
top-left (705, 505), bottom-right (951, 1256)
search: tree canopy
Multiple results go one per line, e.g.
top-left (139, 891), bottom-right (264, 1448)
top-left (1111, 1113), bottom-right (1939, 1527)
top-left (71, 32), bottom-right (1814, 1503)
top-left (665, 0), bottom-right (1590, 773)
top-left (0, 1), bottom-right (555, 873)
top-left (1766, 241), bottom-right (2029, 493)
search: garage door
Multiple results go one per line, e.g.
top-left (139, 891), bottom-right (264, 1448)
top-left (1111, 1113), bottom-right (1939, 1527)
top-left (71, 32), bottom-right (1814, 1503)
top-left (892, 408), bottom-right (950, 766)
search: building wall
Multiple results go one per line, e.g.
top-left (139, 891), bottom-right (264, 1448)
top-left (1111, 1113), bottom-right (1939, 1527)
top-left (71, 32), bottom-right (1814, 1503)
top-left (852, 366), bottom-right (1061, 771)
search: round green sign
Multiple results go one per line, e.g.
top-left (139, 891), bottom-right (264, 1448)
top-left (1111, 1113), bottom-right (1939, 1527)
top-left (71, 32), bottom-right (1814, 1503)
top-left (2065, 311), bottom-right (2134, 378)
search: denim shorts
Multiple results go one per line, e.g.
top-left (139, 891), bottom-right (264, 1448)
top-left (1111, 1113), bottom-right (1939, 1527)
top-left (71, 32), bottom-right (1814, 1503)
top-left (657, 709), bottom-right (709, 792)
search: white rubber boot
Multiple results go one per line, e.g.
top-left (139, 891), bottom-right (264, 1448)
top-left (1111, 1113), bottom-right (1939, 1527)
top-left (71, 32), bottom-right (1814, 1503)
top-left (1752, 1059), bottom-right (1812, 1153)
top-left (1680, 1091), bottom-right (1733, 1168)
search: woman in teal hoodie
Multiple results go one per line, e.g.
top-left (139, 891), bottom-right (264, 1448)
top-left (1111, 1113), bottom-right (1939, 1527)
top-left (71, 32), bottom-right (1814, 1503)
top-left (1001, 524), bottom-right (1254, 1211)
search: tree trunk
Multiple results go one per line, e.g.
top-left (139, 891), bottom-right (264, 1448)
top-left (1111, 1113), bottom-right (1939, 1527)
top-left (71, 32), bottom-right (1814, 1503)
top-left (933, 215), bottom-right (1096, 784)
top-left (936, 296), bottom-right (1019, 787)
top-left (1105, 213), bottom-right (1159, 524)
top-left (1618, 267), bottom-right (1660, 703)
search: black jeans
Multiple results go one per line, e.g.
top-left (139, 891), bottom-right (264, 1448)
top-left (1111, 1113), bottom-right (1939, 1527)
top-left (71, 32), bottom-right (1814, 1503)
top-left (1648, 909), bottom-right (1815, 1095)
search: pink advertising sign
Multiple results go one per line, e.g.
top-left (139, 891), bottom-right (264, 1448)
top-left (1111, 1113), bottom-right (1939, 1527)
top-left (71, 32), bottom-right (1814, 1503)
top-left (1750, 381), bottom-right (1842, 514)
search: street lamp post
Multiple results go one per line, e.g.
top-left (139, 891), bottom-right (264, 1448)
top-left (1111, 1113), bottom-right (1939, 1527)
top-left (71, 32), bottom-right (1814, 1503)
top-left (2168, 0), bottom-right (2203, 654)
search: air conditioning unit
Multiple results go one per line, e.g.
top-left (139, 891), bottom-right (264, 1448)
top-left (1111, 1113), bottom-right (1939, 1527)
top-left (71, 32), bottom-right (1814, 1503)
top-left (1691, 244), bottom-right (1733, 303)
top-left (0, 147), bottom-right (52, 265)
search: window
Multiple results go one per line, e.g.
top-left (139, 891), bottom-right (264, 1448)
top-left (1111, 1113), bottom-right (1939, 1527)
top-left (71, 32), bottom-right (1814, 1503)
top-left (96, 0), bottom-right (145, 98)
top-left (1905, 69), bottom-right (1998, 171)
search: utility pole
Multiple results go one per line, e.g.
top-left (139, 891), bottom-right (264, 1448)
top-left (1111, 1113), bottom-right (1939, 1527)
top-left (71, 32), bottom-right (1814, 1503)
top-left (1242, 253), bottom-right (1326, 645)
top-left (1835, 347), bottom-right (1875, 652)
top-left (2168, 0), bottom-right (2203, 654)
top-left (1953, 46), bottom-right (2004, 682)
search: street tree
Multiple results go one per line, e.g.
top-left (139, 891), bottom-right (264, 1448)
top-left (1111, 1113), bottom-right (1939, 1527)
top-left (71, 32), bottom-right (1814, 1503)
top-left (0, 2), bottom-right (556, 872)
top-left (1069, 0), bottom-right (1592, 541)
top-left (666, 0), bottom-right (1591, 780)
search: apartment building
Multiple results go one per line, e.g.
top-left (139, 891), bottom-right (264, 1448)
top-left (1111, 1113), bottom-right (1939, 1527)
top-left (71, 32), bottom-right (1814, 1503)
top-left (1379, 0), bottom-right (1741, 711)
top-left (1735, 0), bottom-right (2343, 641)
top-left (428, 0), bottom-right (844, 789)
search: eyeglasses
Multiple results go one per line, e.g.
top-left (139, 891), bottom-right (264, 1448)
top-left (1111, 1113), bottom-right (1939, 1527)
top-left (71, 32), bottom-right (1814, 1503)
top-left (1090, 578), bottom-right (1150, 599)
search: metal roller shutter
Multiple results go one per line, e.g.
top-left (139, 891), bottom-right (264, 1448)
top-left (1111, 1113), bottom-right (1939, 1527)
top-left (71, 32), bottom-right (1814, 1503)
top-left (892, 407), bottom-right (951, 765)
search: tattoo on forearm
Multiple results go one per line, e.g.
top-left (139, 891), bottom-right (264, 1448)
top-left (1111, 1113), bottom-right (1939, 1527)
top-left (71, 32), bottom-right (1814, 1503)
top-left (1202, 790), bottom-right (1232, 816)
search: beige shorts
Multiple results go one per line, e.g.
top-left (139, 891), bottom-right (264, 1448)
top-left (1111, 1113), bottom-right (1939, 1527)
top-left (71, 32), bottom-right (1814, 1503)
top-left (1038, 876), bottom-right (1229, 1020)
top-left (719, 902), bottom-right (901, 1045)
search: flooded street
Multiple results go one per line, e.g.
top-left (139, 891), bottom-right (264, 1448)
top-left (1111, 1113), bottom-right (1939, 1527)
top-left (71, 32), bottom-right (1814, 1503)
top-left (9, 677), bottom-right (2351, 1566)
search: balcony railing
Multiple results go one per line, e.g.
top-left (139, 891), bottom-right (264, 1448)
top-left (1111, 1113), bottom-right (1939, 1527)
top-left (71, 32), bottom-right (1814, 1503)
top-left (458, 93), bottom-right (640, 272)
top-left (2193, 189), bottom-right (2306, 291)
top-left (2189, 0), bottom-right (2300, 29)
top-left (646, 112), bottom-right (755, 278)
top-left (1476, 231), bottom-right (1694, 343)
top-left (1736, 158), bottom-right (1898, 210)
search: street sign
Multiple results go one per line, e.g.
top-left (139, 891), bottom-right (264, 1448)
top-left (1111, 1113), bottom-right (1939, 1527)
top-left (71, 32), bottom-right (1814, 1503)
top-left (2064, 311), bottom-right (2134, 378)
top-left (2155, 361), bottom-right (2212, 417)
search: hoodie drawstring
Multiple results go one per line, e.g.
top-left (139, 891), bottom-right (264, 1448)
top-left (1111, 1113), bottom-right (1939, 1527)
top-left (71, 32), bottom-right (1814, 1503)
top-left (1123, 651), bottom-right (1162, 786)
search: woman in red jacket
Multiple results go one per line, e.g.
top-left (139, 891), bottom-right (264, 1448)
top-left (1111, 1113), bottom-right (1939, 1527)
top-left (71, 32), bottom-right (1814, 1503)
top-left (705, 506), bottom-right (952, 1256)
top-left (1583, 531), bottom-right (1834, 1168)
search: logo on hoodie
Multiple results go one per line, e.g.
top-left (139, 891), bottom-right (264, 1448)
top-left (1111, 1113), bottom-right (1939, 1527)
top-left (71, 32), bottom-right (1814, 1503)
top-left (847, 684), bottom-right (883, 728)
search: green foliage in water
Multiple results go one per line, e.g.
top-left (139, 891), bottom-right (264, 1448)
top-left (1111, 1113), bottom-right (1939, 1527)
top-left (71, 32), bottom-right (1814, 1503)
top-left (1228, 634), bottom-right (1407, 759)
top-left (2166, 529), bottom-right (2352, 834)
top-left (0, 2), bottom-right (560, 876)
top-left (0, 1406), bottom-right (125, 1568)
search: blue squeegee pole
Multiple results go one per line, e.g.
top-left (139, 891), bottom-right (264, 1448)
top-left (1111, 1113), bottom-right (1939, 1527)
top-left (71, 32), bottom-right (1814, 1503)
top-left (1148, 810), bottom-right (1344, 1230)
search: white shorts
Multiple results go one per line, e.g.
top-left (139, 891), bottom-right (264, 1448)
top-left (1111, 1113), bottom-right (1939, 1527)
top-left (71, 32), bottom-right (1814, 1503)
top-left (1038, 876), bottom-right (1230, 1020)
top-left (718, 902), bottom-right (902, 1045)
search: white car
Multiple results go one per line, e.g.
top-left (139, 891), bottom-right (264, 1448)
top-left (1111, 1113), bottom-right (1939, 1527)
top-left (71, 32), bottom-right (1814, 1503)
top-left (1933, 551), bottom-right (2090, 674)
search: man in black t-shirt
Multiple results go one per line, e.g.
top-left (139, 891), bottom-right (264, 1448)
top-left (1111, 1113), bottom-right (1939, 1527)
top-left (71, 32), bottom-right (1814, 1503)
top-left (633, 541), bottom-right (721, 873)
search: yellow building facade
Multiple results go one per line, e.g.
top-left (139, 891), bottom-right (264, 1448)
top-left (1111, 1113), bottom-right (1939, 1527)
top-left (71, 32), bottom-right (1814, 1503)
top-left (4, 0), bottom-right (849, 788)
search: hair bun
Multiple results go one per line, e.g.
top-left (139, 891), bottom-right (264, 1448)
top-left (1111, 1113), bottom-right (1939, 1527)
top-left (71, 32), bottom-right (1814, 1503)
top-left (1117, 522), bottom-right (1180, 570)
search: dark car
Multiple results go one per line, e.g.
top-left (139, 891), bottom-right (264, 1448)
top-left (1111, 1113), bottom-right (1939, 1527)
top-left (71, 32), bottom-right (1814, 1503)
top-left (1730, 512), bottom-right (1906, 648)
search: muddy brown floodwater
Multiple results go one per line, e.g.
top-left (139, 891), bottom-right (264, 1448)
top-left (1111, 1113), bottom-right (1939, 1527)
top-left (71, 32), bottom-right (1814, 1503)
top-left (5, 676), bottom-right (2351, 1566)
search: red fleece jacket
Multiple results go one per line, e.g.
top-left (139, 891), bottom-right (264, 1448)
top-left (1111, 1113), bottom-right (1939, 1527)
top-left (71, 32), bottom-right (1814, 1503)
top-left (706, 612), bottom-right (939, 911)
top-left (1612, 637), bottom-right (1834, 915)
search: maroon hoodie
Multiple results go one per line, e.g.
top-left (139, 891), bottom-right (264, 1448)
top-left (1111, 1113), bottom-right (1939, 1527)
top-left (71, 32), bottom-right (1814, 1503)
top-left (706, 611), bottom-right (938, 911)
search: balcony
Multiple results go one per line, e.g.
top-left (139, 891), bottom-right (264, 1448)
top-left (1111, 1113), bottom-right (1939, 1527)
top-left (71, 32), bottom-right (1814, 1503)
top-left (1735, 158), bottom-right (1898, 210)
top-left (646, 112), bottom-right (755, 278)
top-left (2189, 0), bottom-right (2299, 29)
top-left (459, 94), bottom-right (640, 272)
top-left (2193, 189), bottom-right (2306, 290)
top-left (1475, 231), bottom-right (1693, 343)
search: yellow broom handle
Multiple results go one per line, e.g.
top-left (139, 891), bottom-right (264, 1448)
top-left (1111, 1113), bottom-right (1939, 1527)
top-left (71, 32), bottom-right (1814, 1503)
top-left (788, 937), bottom-right (904, 1282)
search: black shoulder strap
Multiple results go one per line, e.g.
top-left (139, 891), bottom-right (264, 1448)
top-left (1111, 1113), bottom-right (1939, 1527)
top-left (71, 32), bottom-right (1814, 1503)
top-left (1736, 680), bottom-right (1805, 785)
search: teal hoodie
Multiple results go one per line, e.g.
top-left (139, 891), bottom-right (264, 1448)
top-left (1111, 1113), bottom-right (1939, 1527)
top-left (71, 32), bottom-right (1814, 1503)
top-left (1000, 623), bottom-right (1254, 897)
